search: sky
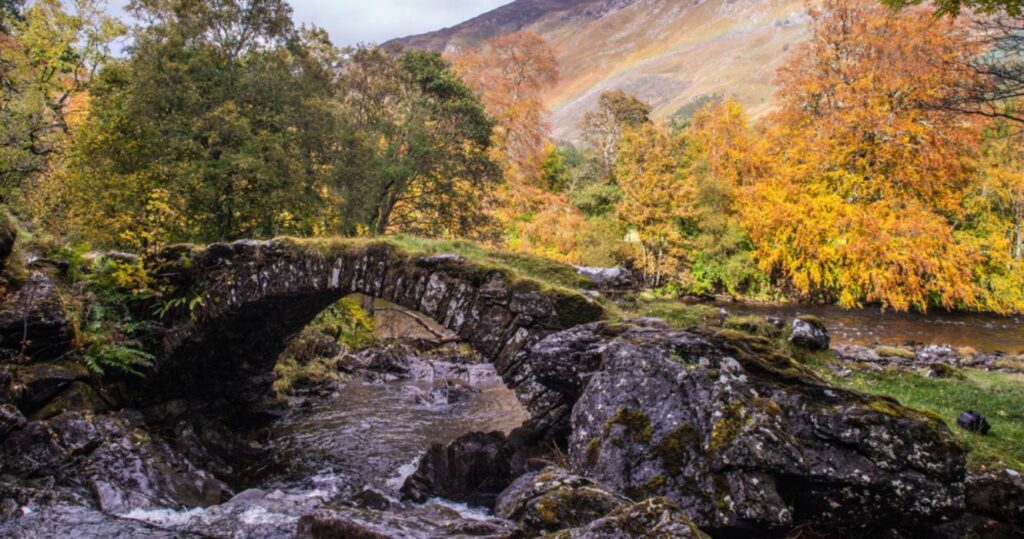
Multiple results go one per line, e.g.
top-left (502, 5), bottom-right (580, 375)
top-left (107, 0), bottom-right (513, 46)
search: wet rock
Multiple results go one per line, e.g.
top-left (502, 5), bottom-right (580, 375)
top-left (788, 315), bottom-right (830, 350)
top-left (957, 410), bottom-right (991, 434)
top-left (0, 272), bottom-right (76, 362)
top-left (494, 467), bottom-right (627, 536)
top-left (352, 487), bottom-right (393, 510)
top-left (13, 360), bottom-right (90, 410)
top-left (0, 403), bottom-right (25, 440)
top-left (546, 322), bottom-right (965, 536)
top-left (29, 380), bottom-right (107, 420)
top-left (550, 497), bottom-right (710, 539)
top-left (0, 411), bottom-right (230, 514)
top-left (0, 503), bottom-right (189, 538)
top-left (414, 380), bottom-right (479, 407)
top-left (1, 419), bottom-right (69, 477)
top-left (401, 431), bottom-right (514, 508)
top-left (295, 504), bottom-right (519, 539)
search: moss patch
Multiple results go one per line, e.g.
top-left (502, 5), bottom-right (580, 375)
top-left (708, 401), bottom-right (750, 456)
top-left (585, 437), bottom-right (603, 467)
top-left (653, 424), bottom-right (701, 475)
top-left (604, 407), bottom-right (653, 445)
top-left (723, 315), bottom-right (781, 338)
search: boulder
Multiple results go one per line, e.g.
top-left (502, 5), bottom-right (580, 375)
top-left (965, 469), bottom-right (1024, 530)
top-left (401, 431), bottom-right (514, 508)
top-left (573, 266), bottom-right (635, 289)
top-left (0, 411), bottom-right (230, 513)
top-left (0, 272), bottom-right (76, 362)
top-left (494, 467), bottom-right (627, 536)
top-left (29, 381), bottom-right (107, 420)
top-left (788, 315), bottom-right (830, 350)
top-left (13, 360), bottom-right (91, 411)
top-left (535, 323), bottom-right (966, 536)
top-left (917, 344), bottom-right (959, 364)
top-left (549, 497), bottom-right (709, 539)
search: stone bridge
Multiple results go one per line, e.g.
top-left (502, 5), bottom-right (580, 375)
top-left (141, 238), bottom-right (605, 422)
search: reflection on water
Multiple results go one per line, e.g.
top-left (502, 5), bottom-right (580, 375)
top-left (716, 301), bottom-right (1024, 353)
top-left (246, 376), bottom-right (529, 499)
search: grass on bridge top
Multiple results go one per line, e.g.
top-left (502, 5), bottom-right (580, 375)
top-left (278, 234), bottom-right (596, 294)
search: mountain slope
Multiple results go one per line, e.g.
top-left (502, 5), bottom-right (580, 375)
top-left (393, 0), bottom-right (811, 141)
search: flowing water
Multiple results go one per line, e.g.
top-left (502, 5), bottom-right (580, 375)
top-left (716, 301), bottom-right (1024, 353)
top-left (246, 376), bottom-right (530, 498)
top-left (4, 366), bottom-right (529, 538)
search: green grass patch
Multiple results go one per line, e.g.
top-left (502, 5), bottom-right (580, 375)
top-left (624, 298), bottom-right (721, 329)
top-left (819, 366), bottom-right (1024, 471)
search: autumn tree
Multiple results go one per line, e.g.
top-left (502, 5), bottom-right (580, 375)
top-left (615, 123), bottom-right (693, 286)
top-left (334, 46), bottom-right (500, 237)
top-left (450, 32), bottom-right (558, 183)
top-left (0, 0), bottom-right (123, 202)
top-left (581, 90), bottom-right (652, 180)
top-left (681, 99), bottom-right (770, 296)
top-left (960, 117), bottom-right (1024, 312)
top-left (745, 0), bottom-right (985, 310)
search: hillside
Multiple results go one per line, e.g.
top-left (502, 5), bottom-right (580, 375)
top-left (392, 0), bottom-right (811, 141)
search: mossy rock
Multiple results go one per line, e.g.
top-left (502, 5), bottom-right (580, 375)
top-left (29, 381), bottom-right (107, 420)
top-left (495, 467), bottom-right (628, 536)
top-left (925, 363), bottom-right (966, 380)
top-left (723, 315), bottom-right (782, 339)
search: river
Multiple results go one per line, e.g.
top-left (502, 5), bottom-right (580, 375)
top-left (716, 301), bottom-right (1024, 353)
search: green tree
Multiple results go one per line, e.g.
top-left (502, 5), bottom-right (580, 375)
top-left (57, 0), bottom-right (340, 244)
top-left (333, 46), bottom-right (500, 237)
top-left (0, 0), bottom-right (123, 202)
top-left (0, 0), bottom-right (23, 32)
top-left (580, 90), bottom-right (652, 180)
top-left (882, 0), bottom-right (1021, 16)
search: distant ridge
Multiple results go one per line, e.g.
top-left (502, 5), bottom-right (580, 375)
top-left (392, 0), bottom-right (812, 141)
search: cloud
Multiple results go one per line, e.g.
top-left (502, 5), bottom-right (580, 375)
top-left (292, 0), bottom-right (512, 45)
top-left (106, 0), bottom-right (512, 47)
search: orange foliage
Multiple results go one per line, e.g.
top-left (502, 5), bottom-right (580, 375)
top-left (493, 184), bottom-right (586, 264)
top-left (743, 0), bottom-right (986, 310)
top-left (449, 32), bottom-right (559, 183)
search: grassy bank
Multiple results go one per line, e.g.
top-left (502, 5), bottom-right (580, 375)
top-left (819, 366), bottom-right (1024, 471)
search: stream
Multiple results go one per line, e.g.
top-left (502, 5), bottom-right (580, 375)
top-left (716, 301), bottom-right (1024, 353)
top-left (3, 367), bottom-right (529, 538)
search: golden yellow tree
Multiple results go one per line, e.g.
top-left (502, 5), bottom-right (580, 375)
top-left (615, 123), bottom-right (694, 286)
top-left (744, 0), bottom-right (985, 310)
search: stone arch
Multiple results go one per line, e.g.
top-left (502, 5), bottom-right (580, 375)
top-left (138, 239), bottom-right (604, 421)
